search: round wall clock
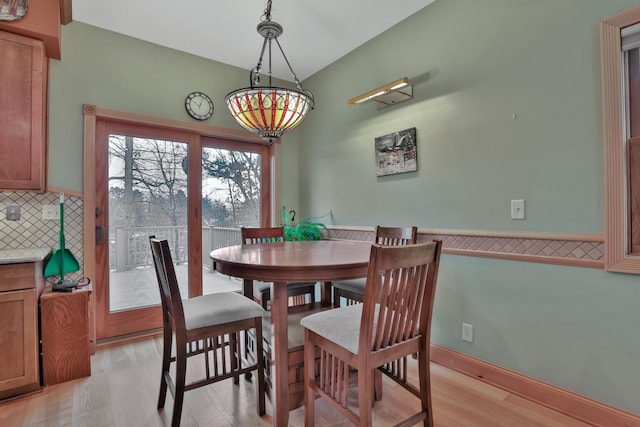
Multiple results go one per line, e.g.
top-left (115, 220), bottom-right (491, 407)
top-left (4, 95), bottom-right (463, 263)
top-left (185, 91), bottom-right (214, 121)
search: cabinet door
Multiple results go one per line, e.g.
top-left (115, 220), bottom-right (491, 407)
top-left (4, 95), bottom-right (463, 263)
top-left (41, 289), bottom-right (91, 385)
top-left (0, 289), bottom-right (39, 399)
top-left (0, 30), bottom-right (47, 191)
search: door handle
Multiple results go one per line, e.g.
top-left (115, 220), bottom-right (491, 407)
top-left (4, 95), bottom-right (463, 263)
top-left (96, 225), bottom-right (106, 245)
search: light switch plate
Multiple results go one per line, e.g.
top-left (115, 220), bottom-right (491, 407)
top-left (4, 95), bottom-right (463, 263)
top-left (511, 199), bottom-right (525, 220)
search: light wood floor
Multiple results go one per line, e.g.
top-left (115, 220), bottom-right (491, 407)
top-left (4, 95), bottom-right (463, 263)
top-left (110, 267), bottom-right (243, 311)
top-left (0, 336), bottom-right (592, 427)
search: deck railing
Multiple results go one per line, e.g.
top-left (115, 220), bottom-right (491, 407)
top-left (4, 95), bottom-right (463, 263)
top-left (202, 226), bottom-right (242, 270)
top-left (110, 226), bottom-right (241, 271)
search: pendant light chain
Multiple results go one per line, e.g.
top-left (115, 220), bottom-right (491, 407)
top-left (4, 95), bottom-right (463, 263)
top-left (262, 0), bottom-right (273, 22)
top-left (225, 0), bottom-right (314, 143)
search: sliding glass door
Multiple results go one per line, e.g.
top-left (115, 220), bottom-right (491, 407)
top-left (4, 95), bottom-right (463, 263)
top-left (200, 138), bottom-right (270, 295)
top-left (92, 119), bottom-right (271, 339)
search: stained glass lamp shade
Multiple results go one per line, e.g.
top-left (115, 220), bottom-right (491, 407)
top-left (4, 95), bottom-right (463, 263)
top-left (225, 1), bottom-right (314, 143)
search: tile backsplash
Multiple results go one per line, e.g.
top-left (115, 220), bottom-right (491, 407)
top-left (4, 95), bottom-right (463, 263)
top-left (0, 191), bottom-right (84, 283)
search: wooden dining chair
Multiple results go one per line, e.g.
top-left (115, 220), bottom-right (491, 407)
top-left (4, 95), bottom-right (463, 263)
top-left (149, 237), bottom-right (266, 427)
top-left (332, 226), bottom-right (418, 307)
top-left (240, 226), bottom-right (317, 309)
top-left (302, 241), bottom-right (442, 427)
top-left (332, 226), bottom-right (419, 401)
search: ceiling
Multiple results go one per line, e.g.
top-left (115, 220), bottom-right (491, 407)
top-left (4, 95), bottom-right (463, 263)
top-left (72, 0), bottom-right (436, 82)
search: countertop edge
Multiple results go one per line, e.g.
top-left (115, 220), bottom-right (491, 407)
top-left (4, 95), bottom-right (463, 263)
top-left (0, 247), bottom-right (52, 265)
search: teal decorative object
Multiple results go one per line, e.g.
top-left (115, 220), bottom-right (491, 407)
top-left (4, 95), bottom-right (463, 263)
top-left (44, 193), bottom-right (80, 287)
top-left (281, 207), bottom-right (327, 241)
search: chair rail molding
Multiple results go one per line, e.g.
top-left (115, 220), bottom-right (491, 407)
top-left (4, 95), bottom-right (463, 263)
top-left (326, 226), bottom-right (604, 269)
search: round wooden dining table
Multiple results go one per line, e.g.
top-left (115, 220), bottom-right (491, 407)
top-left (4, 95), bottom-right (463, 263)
top-left (210, 239), bottom-right (372, 427)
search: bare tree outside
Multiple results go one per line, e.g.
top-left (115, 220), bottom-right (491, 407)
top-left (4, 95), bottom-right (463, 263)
top-left (107, 136), bottom-right (262, 267)
top-left (108, 135), bottom-right (189, 263)
top-left (106, 134), bottom-right (263, 311)
top-left (201, 147), bottom-right (261, 227)
top-left (109, 136), bottom-right (188, 227)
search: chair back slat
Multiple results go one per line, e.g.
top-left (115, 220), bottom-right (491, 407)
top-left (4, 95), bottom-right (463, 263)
top-left (362, 242), bottom-right (441, 354)
top-left (240, 226), bottom-right (316, 309)
top-left (241, 227), bottom-right (285, 245)
top-left (401, 265), bottom-right (426, 340)
top-left (391, 266), bottom-right (420, 343)
top-left (375, 226), bottom-right (418, 246)
top-left (150, 237), bottom-right (186, 334)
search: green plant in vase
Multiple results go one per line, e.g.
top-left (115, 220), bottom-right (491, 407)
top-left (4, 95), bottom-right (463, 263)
top-left (281, 207), bottom-right (327, 241)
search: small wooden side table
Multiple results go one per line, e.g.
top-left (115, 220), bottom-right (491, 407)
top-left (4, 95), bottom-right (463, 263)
top-left (40, 284), bottom-right (92, 386)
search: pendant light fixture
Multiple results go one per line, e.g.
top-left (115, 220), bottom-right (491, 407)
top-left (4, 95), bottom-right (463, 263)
top-left (225, 0), bottom-right (314, 143)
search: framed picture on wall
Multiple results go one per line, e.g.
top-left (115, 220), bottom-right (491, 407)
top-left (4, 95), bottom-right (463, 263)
top-left (0, 0), bottom-right (28, 21)
top-left (374, 127), bottom-right (417, 177)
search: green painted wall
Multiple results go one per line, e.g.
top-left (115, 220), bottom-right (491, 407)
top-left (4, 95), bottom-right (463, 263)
top-left (48, 22), bottom-right (302, 195)
top-left (296, 0), bottom-right (640, 416)
top-left (47, 0), bottom-right (640, 416)
top-left (299, 0), bottom-right (613, 232)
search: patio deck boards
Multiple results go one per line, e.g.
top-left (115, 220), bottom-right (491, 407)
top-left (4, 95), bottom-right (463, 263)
top-left (110, 265), bottom-right (242, 311)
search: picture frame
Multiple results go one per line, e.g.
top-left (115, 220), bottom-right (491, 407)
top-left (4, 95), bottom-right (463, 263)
top-left (374, 127), bottom-right (417, 177)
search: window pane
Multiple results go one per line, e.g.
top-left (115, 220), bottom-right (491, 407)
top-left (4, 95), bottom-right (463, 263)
top-left (628, 48), bottom-right (640, 254)
top-left (108, 135), bottom-right (189, 310)
top-left (629, 48), bottom-right (640, 137)
top-left (201, 146), bottom-right (263, 295)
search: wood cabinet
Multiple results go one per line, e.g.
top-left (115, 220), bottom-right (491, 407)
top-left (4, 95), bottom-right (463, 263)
top-left (0, 263), bottom-right (40, 400)
top-left (0, 29), bottom-right (47, 192)
top-left (40, 286), bottom-right (92, 386)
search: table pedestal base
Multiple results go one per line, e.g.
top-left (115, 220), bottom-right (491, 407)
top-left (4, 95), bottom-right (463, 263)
top-left (250, 302), bottom-right (332, 411)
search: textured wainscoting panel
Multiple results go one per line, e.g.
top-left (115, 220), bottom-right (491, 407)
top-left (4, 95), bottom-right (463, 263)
top-left (0, 191), bottom-right (84, 282)
top-left (326, 228), bottom-right (373, 243)
top-left (419, 234), bottom-right (604, 261)
top-left (326, 227), bottom-right (604, 268)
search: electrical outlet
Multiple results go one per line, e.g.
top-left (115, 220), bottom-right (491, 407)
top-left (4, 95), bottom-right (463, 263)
top-left (462, 323), bottom-right (474, 343)
top-left (6, 205), bottom-right (20, 221)
top-left (42, 205), bottom-right (60, 220)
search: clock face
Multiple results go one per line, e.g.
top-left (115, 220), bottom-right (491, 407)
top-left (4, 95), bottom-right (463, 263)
top-left (185, 92), bottom-right (214, 121)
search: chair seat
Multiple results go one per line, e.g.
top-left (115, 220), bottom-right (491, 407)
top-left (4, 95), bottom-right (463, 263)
top-left (330, 278), bottom-right (366, 294)
top-left (301, 304), bottom-right (379, 355)
top-left (183, 292), bottom-right (264, 331)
